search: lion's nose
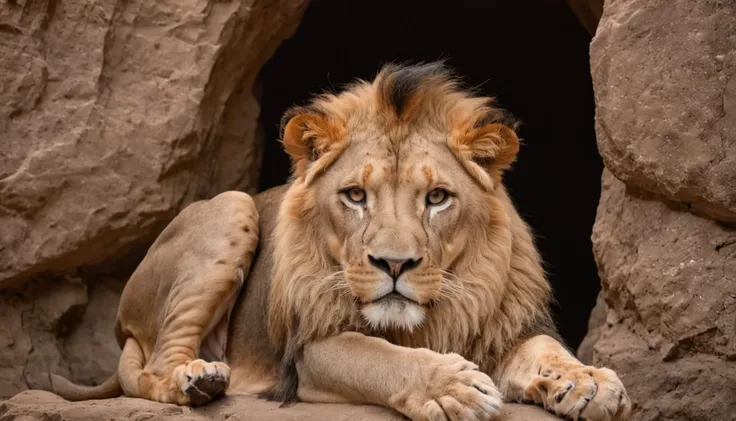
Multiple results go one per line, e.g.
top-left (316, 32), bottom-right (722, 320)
top-left (368, 255), bottom-right (423, 280)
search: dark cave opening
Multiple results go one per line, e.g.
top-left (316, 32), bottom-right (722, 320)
top-left (256, 0), bottom-right (602, 351)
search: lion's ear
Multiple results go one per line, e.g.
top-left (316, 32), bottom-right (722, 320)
top-left (469, 123), bottom-right (520, 172)
top-left (450, 122), bottom-right (520, 189)
top-left (280, 107), bottom-right (343, 179)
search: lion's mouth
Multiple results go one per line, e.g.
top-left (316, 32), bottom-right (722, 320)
top-left (366, 291), bottom-right (421, 306)
top-left (359, 291), bottom-right (428, 331)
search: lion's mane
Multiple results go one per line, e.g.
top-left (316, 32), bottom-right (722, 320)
top-left (263, 63), bottom-right (558, 403)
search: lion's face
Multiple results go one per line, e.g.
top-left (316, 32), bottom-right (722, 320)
top-left (273, 63), bottom-right (520, 335)
top-left (310, 126), bottom-right (490, 330)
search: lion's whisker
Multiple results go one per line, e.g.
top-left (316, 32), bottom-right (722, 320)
top-left (438, 269), bottom-right (470, 302)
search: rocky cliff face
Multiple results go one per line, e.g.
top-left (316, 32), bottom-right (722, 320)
top-left (0, 276), bottom-right (123, 399)
top-left (0, 0), bottom-right (307, 398)
top-left (580, 0), bottom-right (736, 420)
top-left (589, 172), bottom-right (736, 420)
top-left (591, 0), bottom-right (736, 223)
top-left (0, 0), bottom-right (307, 286)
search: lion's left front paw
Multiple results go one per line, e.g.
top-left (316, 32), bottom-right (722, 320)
top-left (523, 365), bottom-right (631, 421)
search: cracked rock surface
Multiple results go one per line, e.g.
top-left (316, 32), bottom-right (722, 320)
top-left (0, 276), bottom-right (123, 398)
top-left (592, 0), bottom-right (736, 222)
top-left (586, 172), bottom-right (736, 421)
top-left (581, 1), bottom-right (736, 419)
top-left (0, 0), bottom-right (307, 286)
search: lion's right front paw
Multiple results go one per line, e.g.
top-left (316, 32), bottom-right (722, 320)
top-left (403, 352), bottom-right (502, 421)
top-left (173, 359), bottom-right (230, 406)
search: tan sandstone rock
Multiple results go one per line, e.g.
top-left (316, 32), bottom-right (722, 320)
top-left (589, 171), bottom-right (736, 420)
top-left (592, 0), bottom-right (736, 222)
top-left (0, 391), bottom-right (561, 421)
top-left (0, 0), bottom-right (308, 287)
top-left (587, 1), bottom-right (736, 418)
top-left (0, 276), bottom-right (123, 398)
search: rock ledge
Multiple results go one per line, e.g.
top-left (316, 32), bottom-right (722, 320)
top-left (1, 391), bottom-right (560, 421)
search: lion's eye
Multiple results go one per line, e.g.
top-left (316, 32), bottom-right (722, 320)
top-left (344, 187), bottom-right (366, 204)
top-left (426, 188), bottom-right (449, 206)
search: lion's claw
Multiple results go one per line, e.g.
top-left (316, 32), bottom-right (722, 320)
top-left (523, 365), bottom-right (630, 421)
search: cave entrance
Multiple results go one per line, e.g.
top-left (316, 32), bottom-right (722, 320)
top-left (257, 0), bottom-right (602, 351)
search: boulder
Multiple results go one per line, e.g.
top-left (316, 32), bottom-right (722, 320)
top-left (0, 391), bottom-right (561, 421)
top-left (587, 1), bottom-right (736, 418)
top-left (0, 0), bottom-right (308, 287)
top-left (0, 276), bottom-right (122, 398)
top-left (592, 0), bottom-right (736, 222)
top-left (589, 171), bottom-right (736, 420)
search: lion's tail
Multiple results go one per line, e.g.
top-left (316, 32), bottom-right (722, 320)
top-left (48, 372), bottom-right (123, 401)
top-left (46, 337), bottom-right (146, 401)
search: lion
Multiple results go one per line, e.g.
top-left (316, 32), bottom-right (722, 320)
top-left (41, 62), bottom-right (631, 421)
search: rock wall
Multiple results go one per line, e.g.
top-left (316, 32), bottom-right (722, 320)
top-left (582, 0), bottom-right (736, 420)
top-left (0, 0), bottom-right (307, 286)
top-left (592, 0), bottom-right (736, 223)
top-left (589, 172), bottom-right (736, 420)
top-left (0, 276), bottom-right (123, 398)
top-left (0, 0), bottom-right (307, 398)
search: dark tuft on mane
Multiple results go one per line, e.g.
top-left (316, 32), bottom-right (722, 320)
top-left (377, 61), bottom-right (454, 116)
top-left (376, 61), bottom-right (520, 131)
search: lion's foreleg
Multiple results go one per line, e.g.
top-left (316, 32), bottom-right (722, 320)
top-left (495, 335), bottom-right (631, 421)
top-left (134, 271), bottom-right (244, 405)
top-left (140, 283), bottom-right (251, 407)
top-left (296, 332), bottom-right (502, 421)
top-left (113, 191), bottom-right (259, 406)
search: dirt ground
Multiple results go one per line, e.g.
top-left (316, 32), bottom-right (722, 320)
top-left (1, 390), bottom-right (561, 421)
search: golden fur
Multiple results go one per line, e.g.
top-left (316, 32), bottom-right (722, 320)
top-left (39, 63), bottom-right (630, 421)
top-left (267, 62), bottom-right (553, 377)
